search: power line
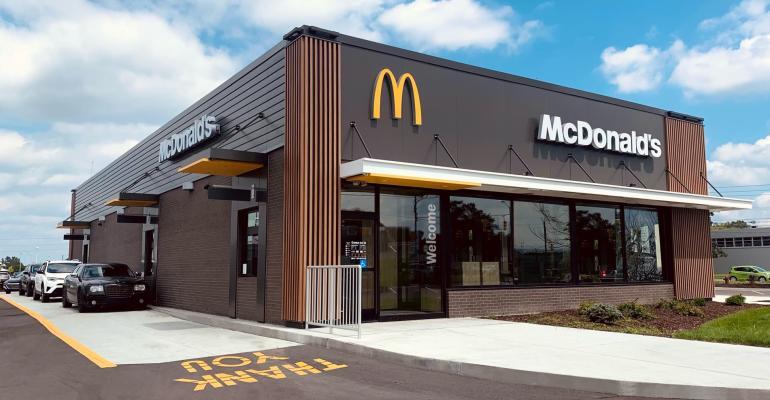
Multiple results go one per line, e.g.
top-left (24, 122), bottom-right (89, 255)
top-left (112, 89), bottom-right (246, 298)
top-left (715, 183), bottom-right (770, 188)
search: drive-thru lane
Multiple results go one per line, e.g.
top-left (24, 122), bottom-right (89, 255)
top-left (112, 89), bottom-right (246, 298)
top-left (0, 295), bottom-right (669, 400)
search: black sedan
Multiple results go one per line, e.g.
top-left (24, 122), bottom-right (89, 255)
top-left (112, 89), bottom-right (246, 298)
top-left (19, 264), bottom-right (39, 297)
top-left (4, 272), bottom-right (21, 294)
top-left (62, 263), bottom-right (147, 312)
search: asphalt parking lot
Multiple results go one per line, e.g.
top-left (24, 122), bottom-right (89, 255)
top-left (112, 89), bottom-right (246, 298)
top-left (0, 294), bottom-right (671, 400)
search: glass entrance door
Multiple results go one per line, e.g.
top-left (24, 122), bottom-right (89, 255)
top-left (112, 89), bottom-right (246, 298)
top-left (341, 212), bottom-right (377, 320)
top-left (378, 190), bottom-right (443, 318)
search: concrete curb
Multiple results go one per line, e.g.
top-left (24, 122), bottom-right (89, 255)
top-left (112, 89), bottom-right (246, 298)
top-left (154, 306), bottom-right (770, 400)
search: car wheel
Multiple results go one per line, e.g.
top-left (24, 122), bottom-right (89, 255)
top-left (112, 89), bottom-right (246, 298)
top-left (4, 289), bottom-right (9, 294)
top-left (33, 286), bottom-right (40, 300)
top-left (26, 284), bottom-right (33, 297)
top-left (62, 292), bottom-right (71, 308)
top-left (729, 276), bottom-right (737, 282)
top-left (759, 277), bottom-right (767, 283)
top-left (18, 286), bottom-right (24, 296)
top-left (77, 292), bottom-right (88, 313)
top-left (41, 288), bottom-right (49, 303)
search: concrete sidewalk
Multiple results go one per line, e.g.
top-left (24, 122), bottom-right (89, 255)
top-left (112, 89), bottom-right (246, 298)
top-left (157, 306), bottom-right (770, 400)
top-left (0, 293), bottom-right (297, 364)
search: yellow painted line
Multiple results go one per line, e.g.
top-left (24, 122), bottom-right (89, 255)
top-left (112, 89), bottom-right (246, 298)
top-left (0, 295), bottom-right (116, 368)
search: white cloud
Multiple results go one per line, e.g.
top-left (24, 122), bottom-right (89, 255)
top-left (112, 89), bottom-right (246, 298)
top-left (600, 0), bottom-right (770, 96)
top-left (378, 0), bottom-right (542, 51)
top-left (599, 43), bottom-right (679, 93)
top-left (0, 0), bottom-right (237, 124)
top-left (708, 133), bottom-right (770, 222)
top-left (236, 0), bottom-right (387, 41)
top-left (670, 34), bottom-right (770, 96)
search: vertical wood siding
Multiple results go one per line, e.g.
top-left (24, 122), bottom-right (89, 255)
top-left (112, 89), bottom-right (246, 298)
top-left (665, 118), bottom-right (707, 195)
top-left (670, 208), bottom-right (714, 299)
top-left (666, 118), bottom-right (714, 299)
top-left (282, 36), bottom-right (341, 322)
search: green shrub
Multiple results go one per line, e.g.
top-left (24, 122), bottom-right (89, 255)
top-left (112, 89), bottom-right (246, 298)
top-left (578, 300), bottom-right (596, 315)
top-left (618, 301), bottom-right (655, 320)
top-left (585, 303), bottom-right (623, 325)
top-left (657, 298), bottom-right (705, 317)
top-left (725, 294), bottom-right (746, 306)
top-left (691, 298), bottom-right (707, 307)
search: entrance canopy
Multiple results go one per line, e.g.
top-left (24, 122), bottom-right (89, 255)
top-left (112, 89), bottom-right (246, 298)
top-left (341, 158), bottom-right (752, 212)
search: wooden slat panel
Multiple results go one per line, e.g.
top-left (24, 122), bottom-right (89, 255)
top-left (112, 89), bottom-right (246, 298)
top-left (665, 118), bottom-right (713, 299)
top-left (670, 208), bottom-right (714, 299)
top-left (282, 36), bottom-right (341, 322)
top-left (665, 118), bottom-right (707, 195)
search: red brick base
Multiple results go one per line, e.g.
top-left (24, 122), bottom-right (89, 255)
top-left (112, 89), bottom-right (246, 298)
top-left (447, 284), bottom-right (675, 317)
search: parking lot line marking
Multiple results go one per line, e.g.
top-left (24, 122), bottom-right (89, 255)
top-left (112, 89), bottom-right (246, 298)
top-left (0, 295), bottom-right (116, 368)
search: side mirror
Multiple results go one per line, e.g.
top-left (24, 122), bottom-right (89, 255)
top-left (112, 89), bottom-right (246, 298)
top-left (69, 273), bottom-right (78, 279)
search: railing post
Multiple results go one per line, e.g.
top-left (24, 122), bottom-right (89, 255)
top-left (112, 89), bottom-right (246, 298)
top-left (357, 265), bottom-right (362, 339)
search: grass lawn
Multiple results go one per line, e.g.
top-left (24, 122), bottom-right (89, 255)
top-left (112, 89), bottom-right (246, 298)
top-left (674, 307), bottom-right (770, 347)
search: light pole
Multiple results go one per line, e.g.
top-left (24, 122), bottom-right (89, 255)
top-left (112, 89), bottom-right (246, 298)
top-left (35, 246), bottom-right (39, 264)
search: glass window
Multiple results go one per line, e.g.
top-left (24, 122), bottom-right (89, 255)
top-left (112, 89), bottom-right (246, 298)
top-left (625, 208), bottom-right (663, 282)
top-left (754, 237), bottom-right (762, 246)
top-left (450, 197), bottom-right (512, 286)
top-left (513, 201), bottom-right (571, 285)
top-left (763, 237), bottom-right (770, 246)
top-left (734, 237), bottom-right (743, 247)
top-left (725, 238), bottom-right (734, 247)
top-left (379, 190), bottom-right (443, 316)
top-left (744, 237), bottom-right (753, 247)
top-left (46, 263), bottom-right (78, 274)
top-left (341, 185), bottom-right (375, 212)
top-left (716, 238), bottom-right (725, 247)
top-left (575, 205), bottom-right (623, 283)
top-left (239, 207), bottom-right (259, 276)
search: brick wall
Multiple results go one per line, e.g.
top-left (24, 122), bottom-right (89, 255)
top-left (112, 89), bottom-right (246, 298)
top-left (156, 175), bottom-right (232, 316)
top-left (87, 213), bottom-right (143, 272)
top-left (265, 149), bottom-right (284, 323)
top-left (447, 284), bottom-right (674, 317)
top-left (236, 277), bottom-right (259, 320)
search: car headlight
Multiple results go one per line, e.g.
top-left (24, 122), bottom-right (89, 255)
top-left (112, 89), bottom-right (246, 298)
top-left (134, 284), bottom-right (146, 291)
top-left (89, 285), bottom-right (104, 294)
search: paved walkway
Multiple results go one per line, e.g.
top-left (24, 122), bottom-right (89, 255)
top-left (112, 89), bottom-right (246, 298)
top-left (714, 286), bottom-right (770, 304)
top-left (159, 307), bottom-right (770, 400)
top-left (0, 293), bottom-right (296, 364)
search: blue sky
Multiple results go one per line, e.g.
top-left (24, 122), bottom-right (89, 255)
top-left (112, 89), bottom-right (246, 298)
top-left (1, 0), bottom-right (769, 263)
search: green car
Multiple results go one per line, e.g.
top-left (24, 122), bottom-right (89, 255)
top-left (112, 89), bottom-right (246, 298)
top-left (728, 266), bottom-right (770, 282)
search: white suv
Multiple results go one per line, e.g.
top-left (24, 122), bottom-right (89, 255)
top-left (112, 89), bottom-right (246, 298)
top-left (34, 260), bottom-right (80, 302)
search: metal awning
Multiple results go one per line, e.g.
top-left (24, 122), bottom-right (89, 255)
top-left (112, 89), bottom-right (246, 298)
top-left (178, 148), bottom-right (267, 177)
top-left (56, 220), bottom-right (91, 229)
top-left (105, 192), bottom-right (159, 207)
top-left (341, 158), bottom-right (753, 212)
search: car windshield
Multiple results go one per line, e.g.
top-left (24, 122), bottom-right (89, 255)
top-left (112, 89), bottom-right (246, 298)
top-left (46, 263), bottom-right (78, 273)
top-left (83, 264), bottom-right (133, 278)
top-left (754, 267), bottom-right (767, 272)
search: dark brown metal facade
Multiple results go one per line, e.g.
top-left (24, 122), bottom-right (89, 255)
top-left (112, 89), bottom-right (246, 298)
top-left (665, 117), bottom-right (713, 299)
top-left (669, 208), bottom-right (714, 299)
top-left (282, 35), bottom-right (341, 322)
top-left (665, 118), bottom-right (707, 195)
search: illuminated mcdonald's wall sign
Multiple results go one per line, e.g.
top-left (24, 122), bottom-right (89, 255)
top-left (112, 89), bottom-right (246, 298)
top-left (371, 68), bottom-right (422, 126)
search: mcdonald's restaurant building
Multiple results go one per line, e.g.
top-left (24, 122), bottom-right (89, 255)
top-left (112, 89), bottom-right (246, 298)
top-left (59, 26), bottom-right (751, 325)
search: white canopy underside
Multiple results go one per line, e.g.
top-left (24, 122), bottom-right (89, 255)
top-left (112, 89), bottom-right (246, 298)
top-left (340, 158), bottom-right (752, 212)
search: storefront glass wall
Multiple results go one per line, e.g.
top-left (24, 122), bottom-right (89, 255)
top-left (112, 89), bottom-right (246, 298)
top-left (575, 205), bottom-right (623, 283)
top-left (379, 189), bottom-right (443, 317)
top-left (513, 201), bottom-right (571, 285)
top-left (625, 207), bottom-right (663, 282)
top-left (449, 197), bottom-right (512, 286)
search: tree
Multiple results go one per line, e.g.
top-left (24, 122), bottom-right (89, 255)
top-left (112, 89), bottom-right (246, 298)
top-left (711, 220), bottom-right (750, 230)
top-left (1, 256), bottom-right (24, 273)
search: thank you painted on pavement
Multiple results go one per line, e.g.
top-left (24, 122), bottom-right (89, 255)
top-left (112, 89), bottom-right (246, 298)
top-left (174, 351), bottom-right (348, 392)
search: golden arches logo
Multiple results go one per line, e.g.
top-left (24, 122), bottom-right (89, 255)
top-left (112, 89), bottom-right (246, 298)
top-left (371, 68), bottom-right (422, 126)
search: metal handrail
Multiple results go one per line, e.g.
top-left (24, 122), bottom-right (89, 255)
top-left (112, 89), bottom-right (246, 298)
top-left (305, 264), bottom-right (361, 339)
